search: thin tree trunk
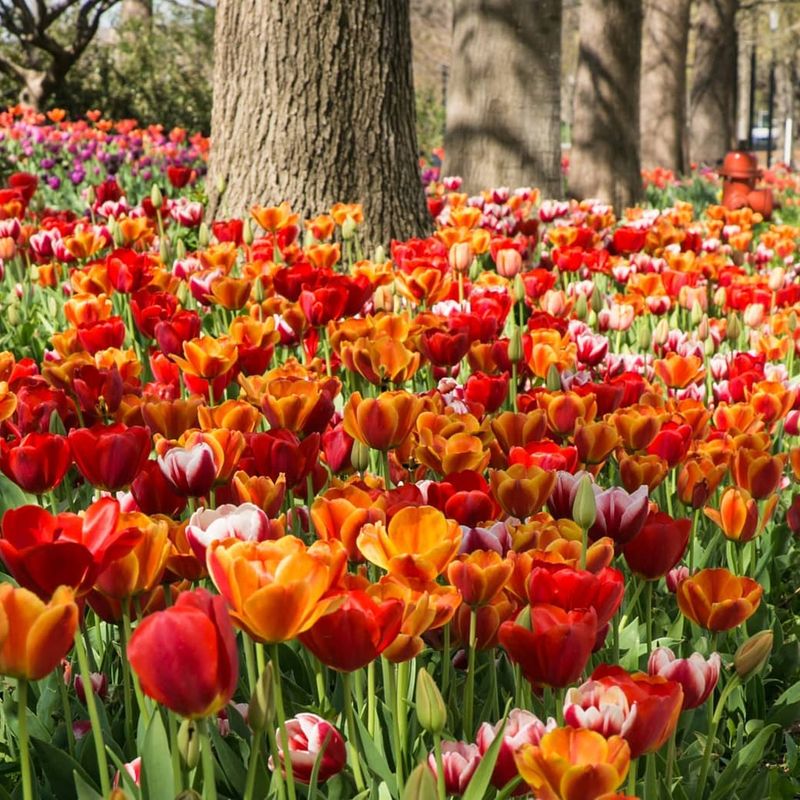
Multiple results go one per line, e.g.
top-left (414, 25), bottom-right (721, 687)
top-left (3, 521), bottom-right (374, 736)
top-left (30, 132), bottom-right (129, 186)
top-left (569, 0), bottom-right (643, 210)
top-left (443, 0), bottom-right (562, 197)
top-left (640, 0), bottom-right (691, 173)
top-left (689, 0), bottom-right (738, 165)
top-left (207, 0), bottom-right (430, 248)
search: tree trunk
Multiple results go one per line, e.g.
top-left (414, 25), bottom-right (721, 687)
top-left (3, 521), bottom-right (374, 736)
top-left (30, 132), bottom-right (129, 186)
top-left (443, 0), bottom-right (562, 198)
top-left (18, 69), bottom-right (54, 111)
top-left (640, 0), bottom-right (691, 173)
top-left (689, 0), bottom-right (738, 166)
top-left (569, 0), bottom-right (643, 211)
top-left (207, 0), bottom-right (430, 249)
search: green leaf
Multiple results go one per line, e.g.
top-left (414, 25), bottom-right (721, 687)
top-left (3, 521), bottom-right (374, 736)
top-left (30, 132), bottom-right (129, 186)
top-left (462, 714), bottom-right (507, 800)
top-left (140, 712), bottom-right (174, 800)
top-left (708, 723), bottom-right (780, 800)
top-left (30, 737), bottom-right (97, 800)
top-left (767, 679), bottom-right (800, 727)
top-left (353, 711), bottom-right (396, 796)
top-left (73, 770), bottom-right (102, 800)
top-left (0, 473), bottom-right (36, 515)
top-left (210, 723), bottom-right (248, 796)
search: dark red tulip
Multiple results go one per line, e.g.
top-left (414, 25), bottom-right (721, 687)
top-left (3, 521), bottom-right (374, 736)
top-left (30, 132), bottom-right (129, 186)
top-left (465, 371), bottom-right (510, 413)
top-left (131, 460), bottom-right (188, 517)
top-left (0, 433), bottom-right (72, 494)
top-left (154, 310), bottom-right (203, 357)
top-left (166, 165), bottom-right (193, 189)
top-left (211, 219), bottom-right (244, 245)
top-left (76, 317), bottom-right (126, 354)
top-left (299, 285), bottom-right (348, 327)
top-left (322, 421), bottom-right (353, 474)
top-left (68, 423), bottom-right (151, 491)
top-left (623, 510), bottom-right (691, 580)
top-left (72, 364), bottom-right (124, 416)
top-left (240, 430), bottom-right (320, 490)
top-left (130, 288), bottom-right (179, 340)
top-left (419, 329), bottom-right (471, 367)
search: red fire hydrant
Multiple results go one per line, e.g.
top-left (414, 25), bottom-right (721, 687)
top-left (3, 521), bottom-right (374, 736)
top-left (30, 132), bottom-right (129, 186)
top-left (719, 151), bottom-right (773, 218)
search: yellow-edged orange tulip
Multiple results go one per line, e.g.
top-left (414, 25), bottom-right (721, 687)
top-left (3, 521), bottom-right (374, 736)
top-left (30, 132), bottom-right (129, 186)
top-left (343, 391), bottom-right (423, 452)
top-left (676, 567), bottom-right (762, 631)
top-left (490, 464), bottom-right (557, 519)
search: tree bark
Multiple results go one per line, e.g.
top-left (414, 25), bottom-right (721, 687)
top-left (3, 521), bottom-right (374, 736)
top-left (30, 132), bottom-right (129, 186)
top-left (640, 0), bottom-right (691, 173)
top-left (443, 0), bottom-right (562, 198)
top-left (689, 0), bottom-right (739, 166)
top-left (569, 0), bottom-right (643, 210)
top-left (207, 0), bottom-right (430, 249)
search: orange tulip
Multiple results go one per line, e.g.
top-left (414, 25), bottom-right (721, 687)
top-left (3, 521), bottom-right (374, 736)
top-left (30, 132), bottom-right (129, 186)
top-left (574, 421), bottom-right (620, 465)
top-left (0, 382), bottom-right (17, 423)
top-left (617, 452), bottom-right (669, 493)
top-left (490, 464), bottom-right (557, 519)
top-left (447, 550), bottom-right (513, 607)
top-left (141, 397), bottom-right (202, 439)
top-left (172, 336), bottom-right (238, 381)
top-left (451, 590), bottom-right (517, 649)
top-left (65, 293), bottom-right (114, 327)
top-left (208, 276), bottom-right (253, 310)
top-left (198, 399), bottom-right (262, 433)
top-left (357, 505), bottom-right (461, 582)
top-left (712, 402), bottom-right (763, 435)
top-left (790, 446), bottom-right (800, 481)
top-left (207, 536), bottom-right (346, 643)
top-left (537, 391), bottom-right (597, 437)
top-left (311, 488), bottom-right (385, 562)
top-left (231, 471), bottom-right (287, 517)
top-left (731, 448), bottom-right (785, 500)
top-left (527, 330), bottom-right (577, 379)
top-left (0, 584), bottom-right (78, 680)
top-left (676, 568), bottom-right (762, 631)
top-left (515, 727), bottom-right (630, 800)
top-left (260, 377), bottom-right (339, 434)
top-left (676, 456), bottom-right (728, 508)
top-left (343, 391), bottom-right (423, 451)
top-left (612, 407), bottom-right (667, 451)
top-left (251, 202), bottom-right (298, 232)
top-left (416, 430), bottom-right (490, 476)
top-left (339, 335), bottom-right (421, 385)
top-left (704, 487), bottom-right (777, 543)
top-left (490, 411), bottom-right (548, 455)
top-left (747, 380), bottom-right (797, 426)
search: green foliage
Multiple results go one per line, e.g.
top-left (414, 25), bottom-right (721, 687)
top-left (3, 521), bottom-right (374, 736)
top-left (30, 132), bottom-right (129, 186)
top-left (415, 87), bottom-right (444, 159)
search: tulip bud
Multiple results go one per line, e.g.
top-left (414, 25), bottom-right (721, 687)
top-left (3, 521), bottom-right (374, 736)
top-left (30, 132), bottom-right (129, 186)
top-left (175, 238), bottom-right (186, 260)
top-left (243, 218), bottom-right (254, 247)
top-left (402, 763), bottom-right (438, 800)
top-left (512, 273), bottom-right (526, 304)
top-left (216, 174), bottom-right (226, 196)
top-left (690, 300), bottom-right (704, 327)
top-left (696, 314), bottom-right (709, 341)
top-left (653, 318), bottom-right (670, 346)
top-left (341, 216), bottom-right (356, 240)
top-left (545, 363), bottom-right (561, 391)
top-left (637, 322), bottom-right (651, 351)
top-left (704, 336), bottom-right (716, 357)
top-left (789, 311), bottom-right (798, 333)
top-left (415, 667), bottom-right (447, 734)
top-left (727, 312), bottom-right (741, 342)
top-left (374, 245), bottom-right (386, 263)
top-left (734, 630), bottom-right (773, 682)
top-left (197, 223), bottom-right (210, 248)
top-left (591, 288), bottom-right (605, 314)
top-left (160, 239), bottom-right (170, 265)
top-left (572, 474), bottom-right (597, 530)
top-left (108, 791), bottom-right (130, 800)
top-left (350, 439), bottom-right (370, 472)
top-left (248, 662), bottom-right (275, 732)
top-left (86, 185), bottom-right (95, 206)
top-left (177, 719), bottom-right (200, 769)
top-left (151, 184), bottom-right (163, 209)
top-left (469, 258), bottom-right (481, 282)
top-left (508, 326), bottom-right (523, 364)
top-left (574, 293), bottom-right (588, 321)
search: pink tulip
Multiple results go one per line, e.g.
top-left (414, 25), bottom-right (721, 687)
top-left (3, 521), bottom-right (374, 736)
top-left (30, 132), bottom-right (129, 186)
top-left (270, 713), bottom-right (346, 785)
top-left (158, 441), bottom-right (218, 497)
top-left (648, 647), bottom-right (721, 710)
top-left (113, 757), bottom-right (141, 788)
top-left (75, 672), bottom-right (108, 704)
top-left (589, 485), bottom-right (649, 545)
top-left (428, 741), bottom-right (481, 796)
top-left (186, 502), bottom-right (274, 560)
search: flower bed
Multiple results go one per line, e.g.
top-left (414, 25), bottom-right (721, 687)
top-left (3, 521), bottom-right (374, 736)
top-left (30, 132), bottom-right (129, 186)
top-left (0, 111), bottom-right (799, 800)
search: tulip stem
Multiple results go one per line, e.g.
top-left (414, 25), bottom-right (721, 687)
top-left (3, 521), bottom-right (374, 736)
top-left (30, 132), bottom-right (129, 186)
top-left (122, 603), bottom-right (149, 724)
top-left (16, 679), bottom-right (33, 800)
top-left (243, 634), bottom-right (258, 697)
top-left (57, 662), bottom-right (76, 757)
top-left (243, 730), bottom-right (261, 800)
top-left (367, 661), bottom-right (376, 738)
top-left (119, 602), bottom-right (135, 745)
top-left (168, 712), bottom-right (183, 795)
top-left (198, 717), bottom-right (218, 800)
top-left (627, 758), bottom-right (637, 797)
top-left (271, 645), bottom-right (297, 800)
top-left (442, 624), bottom-right (451, 700)
top-left (665, 727), bottom-right (677, 789)
top-left (342, 672), bottom-right (366, 792)
top-left (432, 732), bottom-right (447, 800)
top-left (73, 627), bottom-right (112, 797)
top-left (644, 580), bottom-right (654, 663)
top-left (697, 674), bottom-right (741, 795)
top-left (463, 607), bottom-right (478, 739)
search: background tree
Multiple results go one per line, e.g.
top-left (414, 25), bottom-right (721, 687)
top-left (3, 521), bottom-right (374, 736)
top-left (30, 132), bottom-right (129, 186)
top-left (121, 0), bottom-right (151, 23)
top-left (443, 0), bottom-right (562, 197)
top-left (640, 0), bottom-right (692, 173)
top-left (207, 0), bottom-right (430, 247)
top-left (0, 0), bottom-right (120, 109)
top-left (569, 0), bottom-right (644, 209)
top-left (690, 0), bottom-right (739, 164)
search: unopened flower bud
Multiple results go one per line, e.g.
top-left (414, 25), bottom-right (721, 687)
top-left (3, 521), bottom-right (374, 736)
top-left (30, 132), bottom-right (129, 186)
top-left (572, 474), bottom-right (597, 530)
top-left (697, 314), bottom-right (709, 341)
top-left (469, 258), bottom-right (481, 282)
top-left (690, 300), bottom-right (704, 327)
top-left (508, 327), bottom-right (523, 364)
top-left (248, 662), bottom-right (275, 732)
top-left (351, 439), bottom-right (370, 472)
top-left (637, 322), bottom-right (651, 351)
top-left (545, 363), bottom-right (561, 391)
top-left (574, 293), bottom-right (588, 321)
top-left (243, 218), bottom-right (254, 247)
top-left (402, 762), bottom-right (438, 800)
top-left (416, 667), bottom-right (446, 734)
top-left (374, 245), bottom-right (386, 263)
top-left (789, 311), bottom-right (798, 333)
top-left (591, 287), bottom-right (605, 314)
top-left (215, 174), bottom-right (226, 196)
top-left (449, 242), bottom-right (472, 274)
top-left (734, 630), bottom-right (773, 682)
top-left (726, 312), bottom-right (741, 342)
top-left (176, 792), bottom-right (202, 800)
top-left (197, 223), bottom-right (210, 248)
top-left (341, 216), bottom-right (356, 240)
top-left (653, 318), bottom-right (670, 346)
top-left (704, 336), bottom-right (716, 357)
top-left (159, 238), bottom-right (170, 266)
top-left (513, 273), bottom-right (526, 303)
top-left (175, 238), bottom-right (186, 260)
top-left (177, 719), bottom-right (200, 770)
top-left (150, 184), bottom-right (163, 209)
top-left (85, 185), bottom-right (95, 206)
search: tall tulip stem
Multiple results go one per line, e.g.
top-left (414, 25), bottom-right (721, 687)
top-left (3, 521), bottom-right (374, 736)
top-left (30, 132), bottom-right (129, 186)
top-left (341, 672), bottom-right (366, 791)
top-left (198, 716), bottom-right (218, 800)
top-left (271, 645), bottom-right (297, 800)
top-left (432, 731), bottom-right (447, 800)
top-left (464, 607), bottom-right (478, 738)
top-left (697, 674), bottom-right (741, 793)
top-left (57, 662), bottom-right (75, 757)
top-left (73, 627), bottom-right (111, 797)
top-left (644, 580), bottom-right (654, 661)
top-left (16, 679), bottom-right (33, 800)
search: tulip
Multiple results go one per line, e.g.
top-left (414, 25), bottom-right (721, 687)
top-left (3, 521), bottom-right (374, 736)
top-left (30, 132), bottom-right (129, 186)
top-left (185, 503), bottom-right (275, 561)
top-left (704, 486), bottom-right (765, 543)
top-left (589, 485), bottom-right (649, 545)
top-left (0, 584), bottom-right (78, 680)
top-left (342, 390), bottom-right (423, 451)
top-left (734, 630), bottom-right (773, 681)
top-left (0, 498), bottom-right (140, 598)
top-left (68, 423), bottom-right (151, 491)
top-left (564, 665), bottom-right (683, 758)
top-left (622, 510), bottom-right (691, 580)
top-left (447, 550), bottom-right (513, 607)
top-left (158, 441), bottom-right (220, 497)
top-left (476, 709), bottom-right (556, 793)
top-left (128, 588), bottom-right (238, 718)
top-left (427, 742), bottom-right (481, 796)
top-left (207, 536), bottom-right (346, 643)
top-left (357, 505), bottom-right (461, 583)
top-left (0, 433), bottom-right (72, 494)
top-left (648, 647), bottom-right (720, 710)
top-left (241, 430), bottom-right (320, 490)
top-left (172, 335), bottom-right (238, 380)
top-left (499, 604), bottom-right (597, 688)
top-left (75, 672), bottom-right (109, 704)
top-left (514, 727), bottom-right (630, 800)
top-left (490, 464), bottom-right (557, 519)
top-left (676, 567), bottom-right (763, 631)
top-left (299, 590), bottom-right (403, 672)
top-left (416, 666), bottom-right (447, 734)
top-left (731, 448), bottom-right (785, 500)
top-left (130, 460), bottom-right (188, 517)
top-left (270, 713), bottom-right (346, 784)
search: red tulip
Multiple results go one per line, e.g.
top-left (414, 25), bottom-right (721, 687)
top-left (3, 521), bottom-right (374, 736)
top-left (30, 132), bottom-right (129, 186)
top-left (240, 430), bottom-right (320, 490)
top-left (622, 510), bottom-right (691, 580)
top-left (166, 165), bottom-right (193, 189)
top-left (499, 604), bottom-right (597, 688)
top-left (420, 328), bottom-right (471, 367)
top-left (128, 588), bottom-right (238, 718)
top-left (76, 317), bottom-right (126, 354)
top-left (0, 498), bottom-right (140, 598)
top-left (130, 460), bottom-right (188, 517)
top-left (299, 590), bottom-right (403, 671)
top-left (68, 423), bottom-right (151, 491)
top-left (130, 288), bottom-right (179, 340)
top-left (0, 433), bottom-right (72, 493)
top-left (464, 371), bottom-right (509, 414)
